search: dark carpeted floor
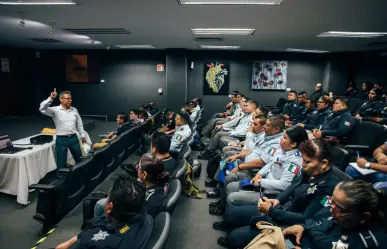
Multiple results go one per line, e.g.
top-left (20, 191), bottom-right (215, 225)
top-left (0, 117), bottom-right (117, 249)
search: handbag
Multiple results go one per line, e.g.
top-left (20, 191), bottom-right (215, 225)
top-left (244, 221), bottom-right (286, 249)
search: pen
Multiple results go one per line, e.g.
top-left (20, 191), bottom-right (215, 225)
top-left (357, 151), bottom-right (360, 158)
top-left (318, 125), bottom-right (322, 132)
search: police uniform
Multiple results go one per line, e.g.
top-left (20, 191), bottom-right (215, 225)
top-left (377, 103), bottom-right (387, 124)
top-left (321, 109), bottom-right (356, 138)
top-left (225, 148), bottom-right (303, 207)
top-left (356, 100), bottom-right (383, 121)
top-left (229, 103), bottom-right (242, 120)
top-left (170, 124), bottom-right (191, 153)
top-left (301, 108), bottom-right (332, 130)
top-left (282, 100), bottom-right (298, 116)
top-left (145, 184), bottom-right (169, 218)
top-left (73, 213), bottom-right (153, 249)
top-left (289, 103), bottom-right (308, 124)
top-left (310, 90), bottom-right (329, 101)
top-left (300, 207), bottom-right (387, 249)
top-left (223, 167), bottom-right (340, 249)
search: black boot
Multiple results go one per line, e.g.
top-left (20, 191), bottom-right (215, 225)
top-left (198, 149), bottom-right (214, 159)
top-left (205, 179), bottom-right (218, 187)
top-left (207, 187), bottom-right (220, 198)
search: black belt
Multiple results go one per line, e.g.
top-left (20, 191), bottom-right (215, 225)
top-left (57, 134), bottom-right (77, 138)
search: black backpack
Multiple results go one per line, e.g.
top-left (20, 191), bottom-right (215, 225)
top-left (206, 153), bottom-right (221, 178)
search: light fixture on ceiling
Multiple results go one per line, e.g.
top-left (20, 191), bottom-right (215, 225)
top-left (90, 40), bottom-right (101, 44)
top-left (90, 40), bottom-right (95, 44)
top-left (17, 11), bottom-right (26, 27)
top-left (191, 28), bottom-right (255, 35)
top-left (199, 45), bottom-right (241, 49)
top-left (179, 0), bottom-right (283, 5)
top-left (115, 45), bottom-right (156, 49)
top-left (317, 31), bottom-right (387, 38)
top-left (0, 0), bottom-right (75, 5)
top-left (48, 22), bottom-right (55, 33)
top-left (285, 48), bottom-right (329, 53)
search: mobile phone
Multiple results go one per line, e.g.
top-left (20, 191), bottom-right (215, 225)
top-left (285, 239), bottom-right (296, 249)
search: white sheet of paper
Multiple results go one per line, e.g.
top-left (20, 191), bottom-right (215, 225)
top-left (349, 162), bottom-right (377, 175)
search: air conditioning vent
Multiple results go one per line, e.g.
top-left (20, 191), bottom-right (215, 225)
top-left (29, 38), bottom-right (62, 43)
top-left (194, 37), bottom-right (223, 42)
top-left (64, 28), bottom-right (131, 35)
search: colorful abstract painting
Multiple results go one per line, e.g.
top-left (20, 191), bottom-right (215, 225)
top-left (203, 62), bottom-right (230, 95)
top-left (252, 61), bottom-right (288, 90)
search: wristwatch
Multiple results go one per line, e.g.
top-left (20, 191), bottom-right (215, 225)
top-left (365, 162), bottom-right (371, 169)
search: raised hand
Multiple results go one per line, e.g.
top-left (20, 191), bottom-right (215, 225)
top-left (50, 88), bottom-right (58, 100)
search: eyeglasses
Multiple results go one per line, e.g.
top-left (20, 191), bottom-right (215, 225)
top-left (328, 197), bottom-right (357, 218)
top-left (61, 97), bottom-right (72, 100)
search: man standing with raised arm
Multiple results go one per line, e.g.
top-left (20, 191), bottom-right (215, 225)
top-left (39, 89), bottom-right (86, 178)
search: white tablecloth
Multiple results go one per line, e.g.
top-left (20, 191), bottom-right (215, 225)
top-left (0, 134), bottom-right (57, 205)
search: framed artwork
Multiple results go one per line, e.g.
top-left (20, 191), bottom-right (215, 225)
top-left (252, 61), bottom-right (288, 90)
top-left (203, 62), bottom-right (230, 95)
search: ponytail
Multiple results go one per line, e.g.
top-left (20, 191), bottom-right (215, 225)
top-left (156, 171), bottom-right (170, 185)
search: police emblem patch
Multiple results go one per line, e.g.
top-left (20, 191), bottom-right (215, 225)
top-left (307, 185), bottom-right (317, 194)
top-left (92, 230), bottom-right (109, 241)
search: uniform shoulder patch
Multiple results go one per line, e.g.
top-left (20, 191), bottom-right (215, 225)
top-left (119, 225), bottom-right (130, 234)
top-left (344, 121), bottom-right (351, 126)
top-left (294, 151), bottom-right (301, 157)
top-left (320, 195), bottom-right (330, 207)
top-left (92, 230), bottom-right (110, 241)
top-left (175, 134), bottom-right (183, 141)
top-left (288, 163), bottom-right (300, 174)
top-left (267, 147), bottom-right (277, 156)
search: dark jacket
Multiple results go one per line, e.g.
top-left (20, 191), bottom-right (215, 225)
top-left (300, 207), bottom-right (387, 249)
top-left (310, 90), bottom-right (329, 101)
top-left (356, 100), bottom-right (383, 121)
top-left (73, 213), bottom-right (153, 249)
top-left (302, 108), bottom-right (332, 130)
top-left (145, 184), bottom-right (169, 218)
top-left (282, 100), bottom-right (298, 116)
top-left (265, 167), bottom-right (339, 226)
top-left (321, 109), bottom-right (356, 138)
top-left (344, 88), bottom-right (360, 98)
top-left (290, 103), bottom-right (307, 124)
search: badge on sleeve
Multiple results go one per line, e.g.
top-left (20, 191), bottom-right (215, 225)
top-left (175, 134), bottom-right (183, 141)
top-left (288, 163), bottom-right (300, 174)
top-left (320, 195), bottom-right (330, 207)
top-left (344, 121), bottom-right (351, 126)
top-left (92, 230), bottom-right (110, 241)
top-left (119, 225), bottom-right (130, 234)
top-left (267, 147), bottom-right (277, 156)
top-left (332, 240), bottom-right (349, 249)
top-left (307, 185), bottom-right (317, 194)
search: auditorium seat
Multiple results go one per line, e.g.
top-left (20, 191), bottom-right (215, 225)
top-left (332, 166), bottom-right (352, 181)
top-left (29, 156), bottom-right (92, 233)
top-left (171, 158), bottom-right (187, 180)
top-left (145, 212), bottom-right (171, 249)
top-left (332, 147), bottom-right (351, 171)
top-left (165, 179), bottom-right (182, 213)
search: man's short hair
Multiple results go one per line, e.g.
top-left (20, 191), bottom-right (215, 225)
top-left (139, 110), bottom-right (149, 118)
top-left (254, 115), bottom-right (267, 126)
top-left (237, 93), bottom-right (245, 98)
top-left (232, 90), bottom-right (240, 94)
top-left (109, 176), bottom-right (146, 222)
top-left (289, 90), bottom-right (297, 95)
top-left (59, 91), bottom-right (71, 98)
top-left (336, 96), bottom-right (349, 107)
top-left (247, 100), bottom-right (258, 108)
top-left (298, 91), bottom-right (307, 96)
top-left (151, 132), bottom-right (171, 154)
top-left (257, 106), bottom-right (269, 117)
top-left (165, 109), bottom-right (174, 115)
top-left (177, 111), bottom-right (190, 124)
top-left (130, 109), bottom-right (139, 115)
top-left (269, 114), bottom-right (285, 132)
top-left (118, 112), bottom-right (128, 123)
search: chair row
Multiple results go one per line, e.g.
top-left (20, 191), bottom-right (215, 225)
top-left (29, 112), bottom-right (163, 234)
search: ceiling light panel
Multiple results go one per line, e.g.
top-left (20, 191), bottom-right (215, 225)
top-left (317, 31), bottom-right (387, 38)
top-left (191, 28), bottom-right (255, 35)
top-left (115, 45), bottom-right (156, 49)
top-left (0, 0), bottom-right (75, 4)
top-left (179, 0), bottom-right (283, 5)
top-left (199, 45), bottom-right (241, 49)
top-left (285, 48), bottom-right (329, 53)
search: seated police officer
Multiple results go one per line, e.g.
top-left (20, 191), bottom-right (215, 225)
top-left (283, 180), bottom-right (387, 249)
top-left (159, 109), bottom-right (176, 134)
top-left (355, 88), bottom-right (383, 121)
top-left (282, 90), bottom-right (298, 120)
top-left (55, 176), bottom-right (153, 249)
top-left (287, 91), bottom-right (308, 125)
top-left (313, 96), bottom-right (355, 139)
top-left (151, 132), bottom-right (176, 174)
top-left (297, 96), bottom-right (332, 130)
top-left (170, 111), bottom-right (192, 158)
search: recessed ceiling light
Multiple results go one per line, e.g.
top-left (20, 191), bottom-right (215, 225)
top-left (317, 31), bottom-right (387, 38)
top-left (179, 0), bottom-right (283, 5)
top-left (0, 0), bottom-right (75, 4)
top-left (285, 48), bottom-right (329, 53)
top-left (115, 45), bottom-right (156, 49)
top-left (199, 45), bottom-right (241, 49)
top-left (191, 28), bottom-right (255, 35)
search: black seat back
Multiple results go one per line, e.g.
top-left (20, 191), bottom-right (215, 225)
top-left (332, 147), bottom-right (351, 171)
top-left (347, 98), bottom-right (363, 115)
top-left (145, 212), bottom-right (171, 249)
top-left (171, 158), bottom-right (187, 180)
top-left (165, 179), bottom-right (182, 213)
top-left (332, 166), bottom-right (352, 181)
top-left (56, 157), bottom-right (91, 217)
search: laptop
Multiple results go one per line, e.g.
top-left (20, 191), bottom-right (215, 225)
top-left (0, 135), bottom-right (28, 154)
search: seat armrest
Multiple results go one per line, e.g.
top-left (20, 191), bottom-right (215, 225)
top-left (344, 145), bottom-right (370, 151)
top-left (58, 168), bottom-right (71, 173)
top-left (29, 184), bottom-right (55, 191)
top-left (263, 189), bottom-right (281, 198)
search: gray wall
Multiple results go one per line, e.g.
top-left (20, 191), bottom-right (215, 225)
top-left (187, 51), bottom-right (327, 120)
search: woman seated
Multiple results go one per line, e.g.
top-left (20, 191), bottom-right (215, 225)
top-left (216, 138), bottom-right (340, 249)
top-left (355, 88), bottom-right (383, 121)
top-left (297, 96), bottom-right (332, 130)
top-left (345, 142), bottom-right (387, 183)
top-left (313, 96), bottom-right (355, 139)
top-left (94, 153), bottom-right (169, 218)
top-left (283, 180), bottom-right (387, 249)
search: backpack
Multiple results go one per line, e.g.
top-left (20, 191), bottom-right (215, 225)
top-left (244, 222), bottom-right (286, 249)
top-left (183, 160), bottom-right (206, 198)
top-left (206, 152), bottom-right (222, 178)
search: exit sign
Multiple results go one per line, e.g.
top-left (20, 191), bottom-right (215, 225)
top-left (157, 64), bottom-right (164, 72)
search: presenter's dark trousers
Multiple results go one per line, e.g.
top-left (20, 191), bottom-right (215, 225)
top-left (56, 134), bottom-right (82, 176)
